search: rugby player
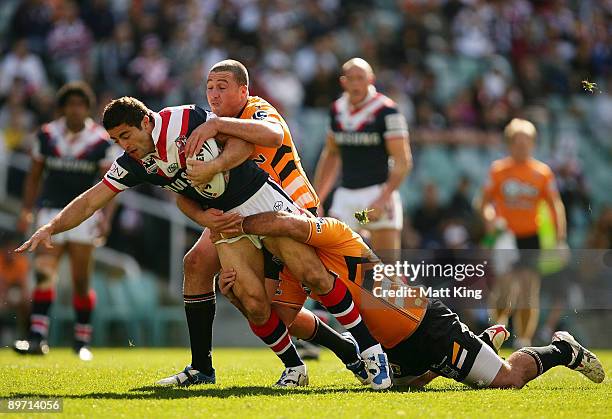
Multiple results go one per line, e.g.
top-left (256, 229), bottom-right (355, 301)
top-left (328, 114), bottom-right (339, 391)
top-left (16, 96), bottom-right (389, 388)
top-left (481, 118), bottom-right (567, 348)
top-left (14, 82), bottom-right (116, 360)
top-left (160, 59), bottom-right (391, 389)
top-left (314, 58), bottom-right (412, 252)
top-left (216, 211), bottom-right (604, 388)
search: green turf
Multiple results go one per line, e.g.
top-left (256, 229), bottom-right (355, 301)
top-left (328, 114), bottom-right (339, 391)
top-left (0, 348), bottom-right (610, 418)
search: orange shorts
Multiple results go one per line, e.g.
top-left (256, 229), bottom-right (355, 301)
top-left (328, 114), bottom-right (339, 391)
top-left (270, 268), bottom-right (309, 309)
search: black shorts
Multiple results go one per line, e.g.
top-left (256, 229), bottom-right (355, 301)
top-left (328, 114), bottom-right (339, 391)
top-left (515, 234), bottom-right (541, 269)
top-left (386, 299), bottom-right (502, 387)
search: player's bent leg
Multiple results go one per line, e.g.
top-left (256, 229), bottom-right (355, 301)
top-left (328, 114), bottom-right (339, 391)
top-left (264, 236), bottom-right (392, 389)
top-left (269, 277), bottom-right (368, 384)
top-left (182, 230), bottom-right (220, 378)
top-left (488, 330), bottom-right (605, 388)
top-left (14, 245), bottom-right (64, 356)
top-left (217, 237), bottom-right (307, 386)
top-left (66, 241), bottom-right (96, 361)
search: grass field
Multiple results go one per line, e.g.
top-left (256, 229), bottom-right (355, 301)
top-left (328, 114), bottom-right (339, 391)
top-left (1, 347), bottom-right (610, 418)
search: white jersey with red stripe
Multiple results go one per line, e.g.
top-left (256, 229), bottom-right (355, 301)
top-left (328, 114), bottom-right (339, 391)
top-left (102, 105), bottom-right (269, 211)
top-left (33, 117), bottom-right (115, 208)
top-left (329, 87), bottom-right (408, 189)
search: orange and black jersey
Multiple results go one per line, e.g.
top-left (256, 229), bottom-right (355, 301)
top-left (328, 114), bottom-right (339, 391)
top-left (238, 96), bottom-right (319, 210)
top-left (483, 157), bottom-right (558, 237)
top-left (305, 217), bottom-right (427, 348)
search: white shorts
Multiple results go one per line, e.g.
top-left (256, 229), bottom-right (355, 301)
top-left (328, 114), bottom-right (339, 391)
top-left (228, 178), bottom-right (301, 217)
top-left (36, 207), bottom-right (101, 245)
top-left (215, 178), bottom-right (301, 247)
top-left (330, 184), bottom-right (403, 231)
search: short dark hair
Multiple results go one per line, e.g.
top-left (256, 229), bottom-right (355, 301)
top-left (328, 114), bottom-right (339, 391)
top-left (57, 81), bottom-right (96, 109)
top-left (209, 59), bottom-right (249, 86)
top-left (102, 96), bottom-right (151, 130)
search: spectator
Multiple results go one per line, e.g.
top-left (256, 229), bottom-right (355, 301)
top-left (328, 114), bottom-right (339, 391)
top-left (46, 0), bottom-right (94, 83)
top-left (412, 183), bottom-right (446, 248)
top-left (0, 38), bottom-right (48, 100)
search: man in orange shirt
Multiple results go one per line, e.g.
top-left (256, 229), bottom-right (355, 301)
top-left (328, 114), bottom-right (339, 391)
top-left (481, 118), bottom-right (567, 348)
top-left (215, 210), bottom-right (603, 389)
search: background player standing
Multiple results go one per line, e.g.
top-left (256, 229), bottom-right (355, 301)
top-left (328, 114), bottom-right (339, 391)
top-left (14, 82), bottom-right (116, 360)
top-left (481, 118), bottom-right (567, 348)
top-left (314, 58), bottom-right (412, 253)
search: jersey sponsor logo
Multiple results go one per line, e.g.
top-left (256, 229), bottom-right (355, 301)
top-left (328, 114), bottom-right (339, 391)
top-left (252, 110), bottom-right (268, 120)
top-left (108, 161), bottom-right (128, 179)
top-left (45, 156), bottom-right (97, 173)
top-left (501, 178), bottom-right (539, 204)
top-left (162, 172), bottom-right (190, 193)
top-left (334, 131), bottom-right (381, 146)
top-left (142, 155), bottom-right (159, 174)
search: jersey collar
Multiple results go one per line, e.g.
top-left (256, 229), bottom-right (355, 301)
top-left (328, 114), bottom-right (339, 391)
top-left (344, 85), bottom-right (377, 112)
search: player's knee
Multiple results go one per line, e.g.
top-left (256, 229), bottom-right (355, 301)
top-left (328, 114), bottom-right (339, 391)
top-left (34, 269), bottom-right (53, 287)
top-left (301, 265), bottom-right (332, 294)
top-left (242, 293), bottom-right (270, 325)
top-left (183, 248), bottom-right (203, 274)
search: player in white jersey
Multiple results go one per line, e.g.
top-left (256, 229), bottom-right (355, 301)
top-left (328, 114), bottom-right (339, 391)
top-left (314, 58), bottom-right (412, 253)
top-left (14, 82), bottom-right (116, 360)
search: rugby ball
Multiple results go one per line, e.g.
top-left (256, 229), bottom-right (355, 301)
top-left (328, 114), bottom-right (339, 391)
top-left (188, 138), bottom-right (227, 199)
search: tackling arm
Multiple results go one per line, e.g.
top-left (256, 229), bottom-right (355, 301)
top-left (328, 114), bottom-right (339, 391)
top-left (186, 136), bottom-right (254, 186)
top-left (214, 117), bottom-right (284, 148)
top-left (185, 117), bottom-right (283, 157)
top-left (240, 211), bottom-right (311, 243)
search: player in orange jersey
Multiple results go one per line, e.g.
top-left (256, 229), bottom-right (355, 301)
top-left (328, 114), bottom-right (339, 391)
top-left (215, 211), bottom-right (604, 388)
top-left (158, 60), bottom-right (390, 389)
top-left (481, 118), bottom-right (567, 348)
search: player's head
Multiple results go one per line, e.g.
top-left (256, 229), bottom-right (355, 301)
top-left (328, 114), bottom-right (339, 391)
top-left (57, 81), bottom-right (95, 127)
top-left (206, 59), bottom-right (249, 117)
top-left (102, 96), bottom-right (156, 159)
top-left (340, 58), bottom-right (375, 104)
top-left (504, 118), bottom-right (536, 162)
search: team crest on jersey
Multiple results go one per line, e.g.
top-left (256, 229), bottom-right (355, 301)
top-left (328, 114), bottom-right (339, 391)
top-left (252, 110), bottom-right (268, 120)
top-left (142, 155), bottom-right (159, 174)
top-left (167, 163), bottom-right (179, 173)
top-left (175, 135), bottom-right (187, 153)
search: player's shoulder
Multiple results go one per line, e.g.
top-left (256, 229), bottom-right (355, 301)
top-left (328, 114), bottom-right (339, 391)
top-left (527, 158), bottom-right (553, 175)
top-left (376, 93), bottom-right (399, 113)
top-left (243, 96), bottom-right (280, 119)
top-left (490, 157), bottom-right (514, 173)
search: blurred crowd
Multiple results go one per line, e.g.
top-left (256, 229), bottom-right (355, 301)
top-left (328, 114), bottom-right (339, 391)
top-left (0, 0), bottom-right (610, 272)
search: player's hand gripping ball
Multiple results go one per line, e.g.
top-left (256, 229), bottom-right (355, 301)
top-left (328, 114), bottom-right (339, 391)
top-left (187, 138), bottom-right (228, 199)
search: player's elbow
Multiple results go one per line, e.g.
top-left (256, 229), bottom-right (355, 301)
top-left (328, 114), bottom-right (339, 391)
top-left (267, 129), bottom-right (283, 148)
